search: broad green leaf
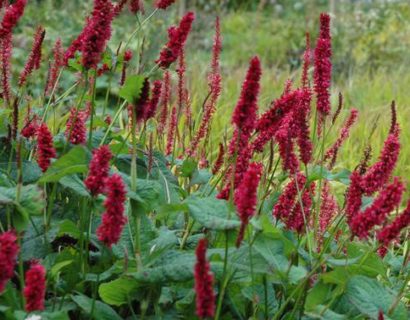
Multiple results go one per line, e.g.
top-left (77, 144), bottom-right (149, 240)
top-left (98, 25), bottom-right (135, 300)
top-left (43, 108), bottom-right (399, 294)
top-left (40, 146), bottom-right (89, 182)
top-left (252, 234), bottom-right (288, 273)
top-left (59, 174), bottom-right (90, 196)
top-left (242, 284), bottom-right (278, 316)
top-left (118, 74), bottom-right (144, 104)
top-left (180, 158), bottom-right (197, 177)
top-left (99, 277), bottom-right (138, 306)
top-left (186, 196), bottom-right (240, 230)
top-left (305, 281), bottom-right (333, 311)
top-left (51, 260), bottom-right (73, 278)
top-left (190, 169), bottom-right (212, 186)
top-left (345, 275), bottom-right (407, 320)
top-left (71, 294), bottom-right (122, 320)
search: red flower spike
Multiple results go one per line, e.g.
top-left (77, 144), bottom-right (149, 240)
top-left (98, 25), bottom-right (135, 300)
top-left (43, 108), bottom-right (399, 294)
top-left (65, 108), bottom-right (88, 145)
top-left (324, 108), bottom-right (359, 168)
top-left (81, 0), bottom-right (114, 69)
top-left (21, 115), bottom-right (39, 139)
top-left (345, 170), bottom-right (364, 225)
top-left (296, 87), bottom-right (313, 164)
top-left (351, 178), bottom-right (404, 239)
top-left (165, 106), bottom-right (177, 156)
top-left (158, 71), bottom-right (171, 135)
top-left (1, 32), bottom-right (12, 103)
top-left (24, 261), bottom-right (46, 312)
top-left (188, 17), bottom-right (222, 157)
top-left (84, 145), bottom-right (112, 196)
top-left (156, 12), bottom-right (195, 69)
top-left (234, 162), bottom-right (263, 247)
top-left (155, 0), bottom-right (176, 10)
top-left (212, 143), bottom-right (225, 175)
top-left (0, 231), bottom-right (19, 293)
top-left (0, 0), bottom-right (27, 39)
top-left (360, 130), bottom-right (400, 195)
top-left (113, 0), bottom-right (127, 16)
top-left (45, 38), bottom-right (64, 95)
top-left (194, 238), bottom-right (215, 319)
top-left (129, 0), bottom-right (143, 14)
top-left (37, 123), bottom-right (56, 172)
top-left (313, 13), bottom-right (332, 118)
top-left (377, 200), bottom-right (410, 248)
top-left (287, 182), bottom-right (315, 233)
top-left (96, 174), bottom-right (127, 247)
top-left (144, 80), bottom-right (162, 121)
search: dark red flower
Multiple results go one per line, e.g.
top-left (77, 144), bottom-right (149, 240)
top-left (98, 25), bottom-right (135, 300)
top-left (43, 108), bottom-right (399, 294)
top-left (21, 115), bottom-right (39, 139)
top-left (158, 71), bottom-right (171, 135)
top-left (234, 162), bottom-right (263, 247)
top-left (81, 0), bottom-right (114, 69)
top-left (37, 123), bottom-right (56, 172)
top-left (1, 32), bottom-right (12, 103)
top-left (144, 80), bottom-right (162, 121)
top-left (212, 143), bottom-right (225, 175)
top-left (296, 87), bottom-right (313, 164)
top-left (129, 0), bottom-right (143, 14)
top-left (377, 200), bottom-right (410, 248)
top-left (275, 111), bottom-right (299, 173)
top-left (360, 130), bottom-right (400, 195)
top-left (194, 238), bottom-right (215, 319)
top-left (124, 49), bottom-right (133, 62)
top-left (45, 38), bottom-right (64, 95)
top-left (287, 182), bottom-right (315, 233)
top-left (0, 0), bottom-right (27, 39)
top-left (65, 108), bottom-right (88, 145)
top-left (84, 145), bottom-right (112, 195)
top-left (113, 0), bottom-right (127, 16)
top-left (19, 26), bottom-right (45, 86)
top-left (345, 170), bottom-right (364, 225)
top-left (313, 13), bottom-right (332, 117)
top-left (156, 12), bottom-right (195, 69)
top-left (130, 77), bottom-right (150, 123)
top-left (0, 231), bottom-right (19, 293)
top-left (23, 261), bottom-right (46, 312)
top-left (165, 106), bottom-right (177, 156)
top-left (96, 174), bottom-right (127, 247)
top-left (155, 0), bottom-right (176, 10)
top-left (350, 178), bottom-right (404, 239)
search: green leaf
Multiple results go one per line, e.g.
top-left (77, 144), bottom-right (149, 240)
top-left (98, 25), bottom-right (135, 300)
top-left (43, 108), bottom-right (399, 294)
top-left (99, 277), bottom-right (138, 306)
top-left (345, 275), bottom-right (407, 320)
top-left (190, 169), bottom-right (212, 186)
top-left (51, 260), bottom-right (74, 278)
top-left (180, 158), bottom-right (197, 177)
top-left (118, 74), bottom-right (144, 104)
top-left (59, 174), bottom-right (90, 196)
top-left (40, 146), bottom-right (89, 183)
top-left (186, 196), bottom-right (241, 230)
top-left (71, 294), bottom-right (122, 320)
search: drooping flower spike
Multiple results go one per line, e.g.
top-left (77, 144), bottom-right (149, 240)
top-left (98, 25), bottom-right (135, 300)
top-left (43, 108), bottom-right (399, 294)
top-left (0, 231), bottom-right (20, 293)
top-left (85, 145), bottom-right (112, 195)
top-left (24, 261), bottom-right (46, 312)
top-left (0, 0), bottom-right (27, 39)
top-left (37, 123), bottom-right (57, 172)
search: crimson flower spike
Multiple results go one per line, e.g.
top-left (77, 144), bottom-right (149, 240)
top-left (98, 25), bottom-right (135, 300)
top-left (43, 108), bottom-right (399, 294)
top-left (36, 123), bottom-right (57, 172)
top-left (194, 238), bottom-right (215, 319)
top-left (0, 230), bottom-right (20, 293)
top-left (234, 162), bottom-right (263, 247)
top-left (313, 13), bottom-right (332, 126)
top-left (156, 12), bottom-right (195, 69)
top-left (24, 261), bottom-right (46, 312)
top-left (96, 174), bottom-right (127, 247)
top-left (158, 71), bottom-right (171, 135)
top-left (155, 0), bottom-right (176, 10)
top-left (129, 0), bottom-right (143, 14)
top-left (65, 108), bottom-right (88, 145)
top-left (19, 26), bottom-right (46, 86)
top-left (84, 145), bottom-right (112, 196)
top-left (45, 38), bottom-right (64, 96)
top-left (0, 0), bottom-right (27, 39)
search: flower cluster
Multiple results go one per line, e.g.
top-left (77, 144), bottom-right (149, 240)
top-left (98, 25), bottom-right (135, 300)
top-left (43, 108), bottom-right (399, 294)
top-left (194, 238), bottom-right (215, 319)
top-left (84, 145), bottom-right (112, 195)
top-left (0, 231), bottom-right (19, 293)
top-left (24, 261), bottom-right (46, 312)
top-left (45, 38), bottom-right (64, 95)
top-left (0, 0), bottom-right (27, 39)
top-left (234, 162), bottom-right (263, 247)
top-left (155, 0), bottom-right (176, 10)
top-left (156, 12), bottom-right (195, 69)
top-left (96, 174), bottom-right (127, 247)
top-left (37, 123), bottom-right (56, 172)
top-left (65, 108), bottom-right (88, 145)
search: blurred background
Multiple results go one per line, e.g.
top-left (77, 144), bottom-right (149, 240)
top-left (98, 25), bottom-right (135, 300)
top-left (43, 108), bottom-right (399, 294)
top-left (12, 0), bottom-right (410, 178)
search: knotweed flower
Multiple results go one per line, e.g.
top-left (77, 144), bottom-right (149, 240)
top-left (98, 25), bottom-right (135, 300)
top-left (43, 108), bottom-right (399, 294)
top-left (377, 200), bottom-right (410, 249)
top-left (317, 182), bottom-right (338, 247)
top-left (0, 0), bottom-right (27, 39)
top-left (85, 145), bottom-right (112, 195)
top-left (156, 12), bottom-right (195, 69)
top-left (234, 162), bottom-right (263, 247)
top-left (360, 130), bottom-right (400, 195)
top-left (113, 0), bottom-right (127, 16)
top-left (131, 77), bottom-right (150, 123)
top-left (194, 238), bottom-right (215, 319)
top-left (120, 49), bottom-right (133, 85)
top-left (1, 32), bottom-right (12, 103)
top-left (24, 261), bottom-right (46, 312)
top-left (96, 174), bottom-right (127, 247)
top-left (345, 170), bottom-right (364, 225)
top-left (45, 38), bottom-right (64, 95)
top-left (158, 71), bottom-right (171, 135)
top-left (188, 17), bottom-right (222, 156)
top-left (0, 230), bottom-right (19, 293)
top-left (81, 0), bottom-right (114, 69)
top-left (275, 111), bottom-right (299, 173)
top-left (21, 115), bottom-right (39, 139)
top-left (19, 26), bottom-right (45, 86)
top-left (212, 143), bottom-right (225, 175)
top-left (155, 0), bottom-right (176, 10)
top-left (324, 108), bottom-right (359, 169)
top-left (37, 123), bottom-right (56, 172)
top-left (287, 182), bottom-right (315, 233)
top-left (351, 178), bottom-right (404, 239)
top-left (65, 108), bottom-right (88, 145)
top-left (313, 13), bottom-right (332, 117)
top-left (165, 106), bottom-right (177, 156)
top-left (129, 0), bottom-right (143, 14)
top-left (296, 87), bottom-right (313, 164)
top-left (144, 80), bottom-right (162, 121)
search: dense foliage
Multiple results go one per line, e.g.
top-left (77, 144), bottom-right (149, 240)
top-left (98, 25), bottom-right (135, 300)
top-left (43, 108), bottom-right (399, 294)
top-left (0, 1), bottom-right (409, 319)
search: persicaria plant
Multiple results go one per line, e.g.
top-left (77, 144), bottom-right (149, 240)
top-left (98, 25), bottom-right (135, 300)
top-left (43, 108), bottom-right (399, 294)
top-left (0, 1), bottom-right (408, 319)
